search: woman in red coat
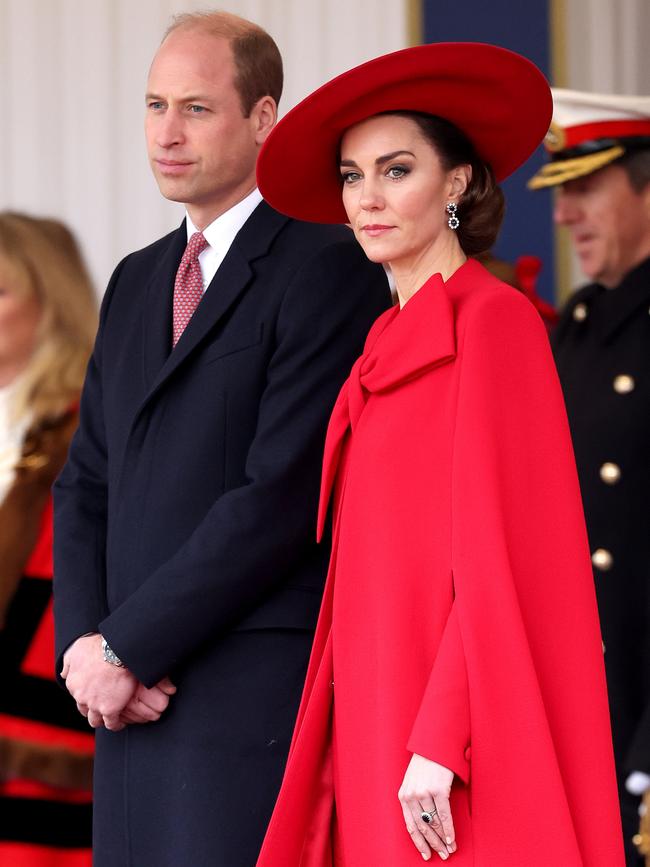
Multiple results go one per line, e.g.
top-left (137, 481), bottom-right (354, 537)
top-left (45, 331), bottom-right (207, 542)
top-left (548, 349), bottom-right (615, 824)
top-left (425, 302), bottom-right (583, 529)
top-left (255, 44), bottom-right (624, 865)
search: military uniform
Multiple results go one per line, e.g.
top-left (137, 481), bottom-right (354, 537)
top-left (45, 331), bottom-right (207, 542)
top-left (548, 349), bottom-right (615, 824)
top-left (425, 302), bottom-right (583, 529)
top-left (529, 86), bottom-right (650, 864)
top-left (552, 256), bottom-right (650, 863)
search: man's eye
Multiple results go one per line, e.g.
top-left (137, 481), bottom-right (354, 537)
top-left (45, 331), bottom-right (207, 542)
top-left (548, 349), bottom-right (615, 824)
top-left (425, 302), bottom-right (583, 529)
top-left (148, 102), bottom-right (165, 111)
top-left (188, 105), bottom-right (206, 114)
top-left (341, 171), bottom-right (362, 184)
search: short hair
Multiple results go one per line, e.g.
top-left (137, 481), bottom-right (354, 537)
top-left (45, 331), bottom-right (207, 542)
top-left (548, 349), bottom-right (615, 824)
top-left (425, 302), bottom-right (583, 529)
top-left (164, 10), bottom-right (283, 117)
top-left (0, 212), bottom-right (97, 423)
top-left (384, 111), bottom-right (505, 257)
top-left (618, 148), bottom-right (650, 193)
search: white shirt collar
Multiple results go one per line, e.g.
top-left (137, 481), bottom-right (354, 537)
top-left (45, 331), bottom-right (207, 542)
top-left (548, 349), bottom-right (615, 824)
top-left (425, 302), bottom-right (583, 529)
top-left (185, 189), bottom-right (263, 294)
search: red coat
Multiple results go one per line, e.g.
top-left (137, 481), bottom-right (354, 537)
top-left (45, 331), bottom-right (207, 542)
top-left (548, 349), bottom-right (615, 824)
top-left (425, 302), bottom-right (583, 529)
top-left (257, 259), bottom-right (623, 866)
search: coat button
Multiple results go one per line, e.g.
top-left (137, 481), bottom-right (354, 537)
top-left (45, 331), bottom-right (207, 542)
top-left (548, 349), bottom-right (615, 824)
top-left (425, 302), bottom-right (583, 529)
top-left (613, 374), bottom-right (635, 393)
top-left (573, 302), bottom-right (588, 321)
top-left (592, 548), bottom-right (613, 571)
top-left (599, 462), bottom-right (621, 484)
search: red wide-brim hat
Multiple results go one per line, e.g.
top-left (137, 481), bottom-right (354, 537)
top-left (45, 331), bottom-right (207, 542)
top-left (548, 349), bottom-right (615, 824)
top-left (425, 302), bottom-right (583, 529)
top-left (257, 42), bottom-right (552, 224)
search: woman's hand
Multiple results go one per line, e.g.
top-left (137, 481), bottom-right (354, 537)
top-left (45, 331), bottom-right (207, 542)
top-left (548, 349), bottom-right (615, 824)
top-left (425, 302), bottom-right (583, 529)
top-left (398, 753), bottom-right (456, 861)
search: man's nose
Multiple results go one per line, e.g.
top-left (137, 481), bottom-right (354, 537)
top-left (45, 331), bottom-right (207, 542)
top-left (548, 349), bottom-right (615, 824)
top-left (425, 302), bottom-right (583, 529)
top-left (156, 111), bottom-right (184, 148)
top-left (554, 189), bottom-right (578, 225)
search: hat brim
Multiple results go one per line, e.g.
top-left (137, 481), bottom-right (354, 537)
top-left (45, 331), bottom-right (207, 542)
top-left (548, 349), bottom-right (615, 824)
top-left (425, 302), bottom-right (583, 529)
top-left (257, 42), bottom-right (552, 224)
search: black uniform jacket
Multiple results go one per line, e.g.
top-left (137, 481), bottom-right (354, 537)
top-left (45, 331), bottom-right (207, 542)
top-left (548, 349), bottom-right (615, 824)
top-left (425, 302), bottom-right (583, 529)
top-left (552, 257), bottom-right (650, 860)
top-left (53, 201), bottom-right (390, 867)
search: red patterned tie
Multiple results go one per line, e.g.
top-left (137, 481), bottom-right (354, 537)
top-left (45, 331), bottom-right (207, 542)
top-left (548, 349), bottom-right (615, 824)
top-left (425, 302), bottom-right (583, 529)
top-left (172, 232), bottom-right (209, 347)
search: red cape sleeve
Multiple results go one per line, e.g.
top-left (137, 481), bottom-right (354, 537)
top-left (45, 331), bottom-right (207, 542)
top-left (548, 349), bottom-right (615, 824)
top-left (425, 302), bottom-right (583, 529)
top-left (450, 286), bottom-right (624, 866)
top-left (407, 602), bottom-right (471, 783)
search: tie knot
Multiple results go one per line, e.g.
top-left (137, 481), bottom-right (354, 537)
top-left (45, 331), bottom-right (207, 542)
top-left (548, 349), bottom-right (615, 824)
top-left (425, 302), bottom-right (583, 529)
top-left (185, 232), bottom-right (208, 262)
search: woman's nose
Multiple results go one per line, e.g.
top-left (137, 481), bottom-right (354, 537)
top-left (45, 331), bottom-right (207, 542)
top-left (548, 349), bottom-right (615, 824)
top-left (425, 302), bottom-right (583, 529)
top-left (359, 180), bottom-right (384, 211)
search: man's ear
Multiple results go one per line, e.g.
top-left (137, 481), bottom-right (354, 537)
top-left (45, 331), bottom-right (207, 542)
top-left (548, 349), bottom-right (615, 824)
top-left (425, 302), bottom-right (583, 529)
top-left (251, 96), bottom-right (277, 146)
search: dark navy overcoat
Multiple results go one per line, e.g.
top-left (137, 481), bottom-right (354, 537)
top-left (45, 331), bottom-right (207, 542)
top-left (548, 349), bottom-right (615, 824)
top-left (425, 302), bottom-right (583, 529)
top-left (53, 202), bottom-right (390, 867)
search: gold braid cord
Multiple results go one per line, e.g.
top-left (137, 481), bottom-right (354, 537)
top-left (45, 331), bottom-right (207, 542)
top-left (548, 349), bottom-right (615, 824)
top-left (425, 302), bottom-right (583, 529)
top-left (527, 146), bottom-right (625, 189)
top-left (633, 790), bottom-right (650, 863)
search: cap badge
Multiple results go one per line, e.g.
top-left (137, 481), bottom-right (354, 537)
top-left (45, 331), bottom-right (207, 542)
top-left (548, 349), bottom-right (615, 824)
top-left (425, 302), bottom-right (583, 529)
top-left (544, 121), bottom-right (566, 153)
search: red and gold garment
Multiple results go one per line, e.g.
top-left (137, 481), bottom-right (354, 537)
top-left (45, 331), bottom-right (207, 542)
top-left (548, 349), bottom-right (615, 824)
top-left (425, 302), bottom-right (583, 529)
top-left (0, 411), bottom-right (93, 866)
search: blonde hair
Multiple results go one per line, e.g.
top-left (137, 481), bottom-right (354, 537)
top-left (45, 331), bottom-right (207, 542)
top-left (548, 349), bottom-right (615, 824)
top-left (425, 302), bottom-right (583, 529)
top-left (164, 10), bottom-right (283, 115)
top-left (0, 212), bottom-right (97, 425)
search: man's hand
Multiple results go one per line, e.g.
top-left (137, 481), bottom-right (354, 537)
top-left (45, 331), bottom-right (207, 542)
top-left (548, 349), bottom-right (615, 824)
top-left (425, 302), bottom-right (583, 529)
top-left (398, 753), bottom-right (456, 861)
top-left (119, 678), bottom-right (177, 725)
top-left (61, 634), bottom-right (138, 731)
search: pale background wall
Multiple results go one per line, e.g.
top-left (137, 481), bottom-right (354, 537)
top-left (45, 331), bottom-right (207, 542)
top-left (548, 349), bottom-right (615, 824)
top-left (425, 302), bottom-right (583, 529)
top-left (0, 0), bottom-right (410, 295)
top-left (563, 0), bottom-right (649, 94)
top-left (554, 0), bottom-right (649, 290)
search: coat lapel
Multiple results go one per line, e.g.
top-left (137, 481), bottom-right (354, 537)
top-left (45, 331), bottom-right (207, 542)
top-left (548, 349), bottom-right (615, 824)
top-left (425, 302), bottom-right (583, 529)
top-left (142, 222), bottom-right (187, 389)
top-left (137, 202), bottom-right (289, 419)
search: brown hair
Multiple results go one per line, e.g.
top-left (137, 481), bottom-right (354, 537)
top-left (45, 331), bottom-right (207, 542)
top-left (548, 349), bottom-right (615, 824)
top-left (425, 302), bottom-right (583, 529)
top-left (618, 148), bottom-right (650, 193)
top-left (165, 10), bottom-right (283, 117)
top-left (385, 111), bottom-right (505, 256)
top-left (0, 212), bottom-right (97, 424)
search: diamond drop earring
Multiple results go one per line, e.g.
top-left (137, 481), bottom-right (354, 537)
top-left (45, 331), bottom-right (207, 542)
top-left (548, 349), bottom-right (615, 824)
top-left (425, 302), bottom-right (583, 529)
top-left (446, 201), bottom-right (460, 230)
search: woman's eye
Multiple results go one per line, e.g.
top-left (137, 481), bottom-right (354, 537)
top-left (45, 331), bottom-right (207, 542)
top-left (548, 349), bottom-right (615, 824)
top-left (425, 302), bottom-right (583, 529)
top-left (341, 171), bottom-right (362, 184)
top-left (387, 165), bottom-right (409, 179)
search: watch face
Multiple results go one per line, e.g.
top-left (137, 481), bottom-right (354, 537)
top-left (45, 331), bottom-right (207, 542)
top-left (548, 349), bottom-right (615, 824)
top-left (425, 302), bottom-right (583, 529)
top-left (102, 638), bottom-right (123, 666)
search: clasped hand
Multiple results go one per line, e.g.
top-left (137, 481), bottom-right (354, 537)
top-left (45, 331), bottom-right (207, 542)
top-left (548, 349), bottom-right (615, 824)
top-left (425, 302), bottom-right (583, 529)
top-left (61, 634), bottom-right (176, 732)
top-left (399, 753), bottom-right (457, 861)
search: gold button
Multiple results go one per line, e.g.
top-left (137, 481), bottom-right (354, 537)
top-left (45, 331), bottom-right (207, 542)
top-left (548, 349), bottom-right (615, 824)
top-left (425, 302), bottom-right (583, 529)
top-left (573, 302), bottom-right (588, 321)
top-left (592, 548), bottom-right (613, 571)
top-left (599, 462), bottom-right (621, 484)
top-left (613, 374), bottom-right (635, 394)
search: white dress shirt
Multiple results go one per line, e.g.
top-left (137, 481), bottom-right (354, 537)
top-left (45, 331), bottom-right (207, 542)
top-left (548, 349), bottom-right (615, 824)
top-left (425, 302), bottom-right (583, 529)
top-left (185, 188), bottom-right (263, 293)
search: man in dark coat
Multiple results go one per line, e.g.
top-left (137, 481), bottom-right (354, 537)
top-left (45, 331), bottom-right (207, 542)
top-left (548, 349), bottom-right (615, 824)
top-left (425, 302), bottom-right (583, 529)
top-left (529, 89), bottom-right (650, 865)
top-left (53, 11), bottom-right (390, 867)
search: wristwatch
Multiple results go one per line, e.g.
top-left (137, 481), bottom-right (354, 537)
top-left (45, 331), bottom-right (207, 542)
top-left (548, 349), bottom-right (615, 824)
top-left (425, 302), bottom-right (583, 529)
top-left (101, 637), bottom-right (124, 667)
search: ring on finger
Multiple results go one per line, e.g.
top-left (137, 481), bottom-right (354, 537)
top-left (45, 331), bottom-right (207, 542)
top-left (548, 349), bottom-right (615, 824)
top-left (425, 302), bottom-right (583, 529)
top-left (420, 808), bottom-right (437, 825)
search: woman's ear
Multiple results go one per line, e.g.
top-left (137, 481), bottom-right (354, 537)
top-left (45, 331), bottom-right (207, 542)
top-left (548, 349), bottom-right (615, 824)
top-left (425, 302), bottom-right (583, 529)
top-left (448, 164), bottom-right (472, 200)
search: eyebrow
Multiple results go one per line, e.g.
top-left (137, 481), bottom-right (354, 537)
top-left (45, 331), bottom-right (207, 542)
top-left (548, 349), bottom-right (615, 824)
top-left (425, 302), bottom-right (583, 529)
top-left (339, 150), bottom-right (416, 167)
top-left (145, 92), bottom-right (213, 103)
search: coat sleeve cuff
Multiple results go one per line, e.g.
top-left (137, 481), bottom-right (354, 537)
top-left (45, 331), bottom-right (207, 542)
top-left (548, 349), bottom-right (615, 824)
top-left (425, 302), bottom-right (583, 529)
top-left (407, 686), bottom-right (471, 784)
